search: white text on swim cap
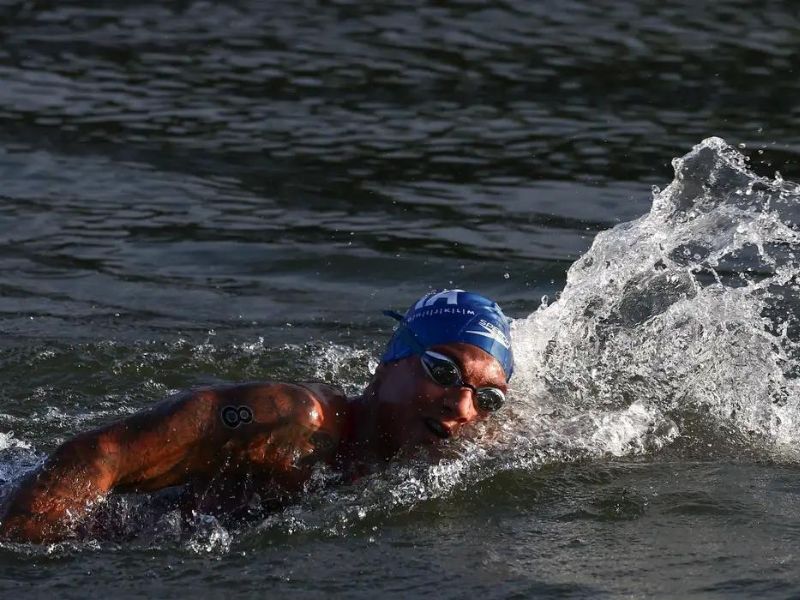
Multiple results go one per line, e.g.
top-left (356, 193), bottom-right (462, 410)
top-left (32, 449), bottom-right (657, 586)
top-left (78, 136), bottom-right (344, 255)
top-left (465, 319), bottom-right (511, 349)
top-left (406, 306), bottom-right (476, 322)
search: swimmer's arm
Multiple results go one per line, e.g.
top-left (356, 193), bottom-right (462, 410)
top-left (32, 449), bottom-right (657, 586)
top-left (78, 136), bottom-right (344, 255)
top-left (0, 429), bottom-right (120, 544)
top-left (0, 390), bottom-right (219, 543)
top-left (0, 384), bottom-right (325, 543)
top-left (108, 384), bottom-right (328, 492)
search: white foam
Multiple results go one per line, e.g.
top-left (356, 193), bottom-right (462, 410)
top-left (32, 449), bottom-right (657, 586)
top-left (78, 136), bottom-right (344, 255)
top-left (512, 137), bottom-right (800, 460)
top-left (0, 432), bottom-right (30, 451)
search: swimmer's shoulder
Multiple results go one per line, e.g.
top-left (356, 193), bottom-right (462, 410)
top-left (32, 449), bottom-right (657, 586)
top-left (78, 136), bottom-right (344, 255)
top-left (295, 382), bottom-right (347, 406)
top-left (230, 381), bottom-right (349, 460)
top-left (291, 383), bottom-right (349, 459)
top-left (294, 382), bottom-right (349, 431)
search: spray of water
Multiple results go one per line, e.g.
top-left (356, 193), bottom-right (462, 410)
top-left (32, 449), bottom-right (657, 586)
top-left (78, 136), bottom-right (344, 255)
top-left (512, 136), bottom-right (800, 461)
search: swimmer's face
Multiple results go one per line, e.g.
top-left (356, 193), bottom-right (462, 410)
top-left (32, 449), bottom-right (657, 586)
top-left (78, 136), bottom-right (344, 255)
top-left (374, 342), bottom-right (508, 455)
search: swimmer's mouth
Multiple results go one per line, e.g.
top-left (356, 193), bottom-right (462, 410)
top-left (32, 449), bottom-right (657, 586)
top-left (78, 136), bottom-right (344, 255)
top-left (424, 418), bottom-right (451, 440)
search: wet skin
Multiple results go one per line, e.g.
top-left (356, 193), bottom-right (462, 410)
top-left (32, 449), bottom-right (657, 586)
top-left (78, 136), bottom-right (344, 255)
top-left (0, 342), bottom-right (506, 543)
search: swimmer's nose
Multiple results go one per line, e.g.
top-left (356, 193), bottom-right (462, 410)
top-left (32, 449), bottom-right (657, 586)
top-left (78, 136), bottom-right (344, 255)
top-left (442, 387), bottom-right (478, 424)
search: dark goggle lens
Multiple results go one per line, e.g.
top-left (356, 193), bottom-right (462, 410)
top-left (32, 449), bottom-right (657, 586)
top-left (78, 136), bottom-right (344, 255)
top-left (475, 388), bottom-right (505, 412)
top-left (421, 351), bottom-right (506, 412)
top-left (421, 353), bottom-right (462, 386)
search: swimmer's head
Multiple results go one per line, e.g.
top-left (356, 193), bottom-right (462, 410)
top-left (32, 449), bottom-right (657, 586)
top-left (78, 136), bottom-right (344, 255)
top-left (382, 289), bottom-right (514, 381)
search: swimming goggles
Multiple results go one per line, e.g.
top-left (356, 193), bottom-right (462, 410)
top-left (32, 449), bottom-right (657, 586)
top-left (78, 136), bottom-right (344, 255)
top-left (419, 350), bottom-right (506, 412)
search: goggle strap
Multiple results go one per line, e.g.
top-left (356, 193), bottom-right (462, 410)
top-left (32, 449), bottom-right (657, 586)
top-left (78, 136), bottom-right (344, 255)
top-left (383, 310), bottom-right (427, 355)
top-left (382, 309), bottom-right (405, 322)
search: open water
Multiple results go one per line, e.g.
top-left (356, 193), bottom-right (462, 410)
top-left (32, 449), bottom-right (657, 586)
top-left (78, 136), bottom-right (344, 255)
top-left (1, 1), bottom-right (800, 598)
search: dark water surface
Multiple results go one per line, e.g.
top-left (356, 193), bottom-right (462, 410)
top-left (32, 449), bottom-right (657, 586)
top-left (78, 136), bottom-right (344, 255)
top-left (2, 1), bottom-right (800, 598)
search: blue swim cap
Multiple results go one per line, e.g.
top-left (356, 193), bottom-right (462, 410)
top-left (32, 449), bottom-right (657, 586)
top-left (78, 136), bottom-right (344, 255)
top-left (382, 289), bottom-right (514, 381)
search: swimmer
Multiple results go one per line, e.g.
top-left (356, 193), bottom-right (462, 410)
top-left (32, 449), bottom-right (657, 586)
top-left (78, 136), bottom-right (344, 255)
top-left (0, 290), bottom-right (513, 543)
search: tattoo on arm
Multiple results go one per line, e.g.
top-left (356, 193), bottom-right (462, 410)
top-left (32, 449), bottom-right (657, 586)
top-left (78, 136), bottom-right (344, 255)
top-left (220, 405), bottom-right (253, 428)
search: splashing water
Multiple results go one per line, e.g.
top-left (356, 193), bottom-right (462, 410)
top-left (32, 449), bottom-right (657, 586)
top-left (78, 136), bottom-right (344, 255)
top-left (512, 136), bottom-right (800, 461)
